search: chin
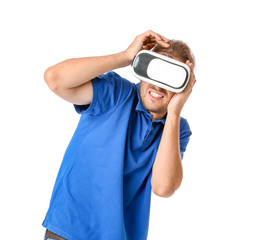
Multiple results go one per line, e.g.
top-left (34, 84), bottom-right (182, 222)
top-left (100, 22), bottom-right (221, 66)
top-left (143, 100), bottom-right (168, 114)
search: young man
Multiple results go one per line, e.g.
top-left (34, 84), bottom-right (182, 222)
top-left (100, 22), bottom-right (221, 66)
top-left (42, 30), bottom-right (196, 240)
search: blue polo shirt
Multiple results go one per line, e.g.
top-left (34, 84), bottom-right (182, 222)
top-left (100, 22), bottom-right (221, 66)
top-left (42, 71), bottom-right (192, 240)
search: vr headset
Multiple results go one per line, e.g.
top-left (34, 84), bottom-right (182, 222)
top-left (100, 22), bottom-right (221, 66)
top-left (131, 50), bottom-right (190, 93)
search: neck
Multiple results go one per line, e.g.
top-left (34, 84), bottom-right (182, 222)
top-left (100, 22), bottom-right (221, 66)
top-left (150, 111), bottom-right (167, 121)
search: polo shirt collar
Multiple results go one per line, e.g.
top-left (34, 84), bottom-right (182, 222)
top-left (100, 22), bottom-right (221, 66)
top-left (135, 83), bottom-right (166, 124)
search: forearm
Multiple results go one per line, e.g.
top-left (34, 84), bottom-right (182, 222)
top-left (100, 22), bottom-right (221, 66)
top-left (44, 51), bottom-right (131, 89)
top-left (151, 113), bottom-right (183, 197)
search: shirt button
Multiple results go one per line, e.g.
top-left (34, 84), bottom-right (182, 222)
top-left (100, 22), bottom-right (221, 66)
top-left (149, 131), bottom-right (153, 135)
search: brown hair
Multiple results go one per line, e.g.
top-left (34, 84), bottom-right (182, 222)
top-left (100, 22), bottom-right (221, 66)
top-left (152, 40), bottom-right (196, 68)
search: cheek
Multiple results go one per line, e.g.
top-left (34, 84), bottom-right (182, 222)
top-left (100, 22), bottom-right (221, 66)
top-left (139, 82), bottom-right (149, 96)
top-left (166, 92), bottom-right (175, 102)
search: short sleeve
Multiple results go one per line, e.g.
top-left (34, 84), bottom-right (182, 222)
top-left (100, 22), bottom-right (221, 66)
top-left (74, 71), bottom-right (134, 116)
top-left (179, 117), bottom-right (192, 160)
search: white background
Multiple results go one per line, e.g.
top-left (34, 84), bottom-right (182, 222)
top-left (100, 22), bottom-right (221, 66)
top-left (0, 0), bottom-right (259, 239)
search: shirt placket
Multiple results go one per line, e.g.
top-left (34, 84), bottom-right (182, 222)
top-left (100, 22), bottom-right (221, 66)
top-left (141, 122), bottom-right (158, 151)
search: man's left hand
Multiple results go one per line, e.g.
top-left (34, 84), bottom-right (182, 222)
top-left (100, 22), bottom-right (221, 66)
top-left (167, 61), bottom-right (196, 116)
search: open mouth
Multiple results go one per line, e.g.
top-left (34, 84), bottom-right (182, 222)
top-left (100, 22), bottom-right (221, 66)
top-left (149, 91), bottom-right (164, 99)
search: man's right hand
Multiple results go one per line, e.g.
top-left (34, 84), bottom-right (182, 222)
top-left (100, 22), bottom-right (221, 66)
top-left (124, 30), bottom-right (170, 64)
top-left (44, 30), bottom-right (170, 106)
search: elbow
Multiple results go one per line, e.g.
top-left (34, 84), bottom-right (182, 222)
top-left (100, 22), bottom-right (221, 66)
top-left (44, 67), bottom-right (59, 91)
top-left (152, 188), bottom-right (173, 198)
top-left (152, 184), bottom-right (180, 198)
top-left (152, 175), bottom-right (183, 198)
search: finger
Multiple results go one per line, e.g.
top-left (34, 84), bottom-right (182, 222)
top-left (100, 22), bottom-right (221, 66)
top-left (183, 71), bottom-right (196, 93)
top-left (186, 60), bottom-right (194, 73)
top-left (153, 35), bottom-right (170, 47)
top-left (143, 37), bottom-right (157, 45)
top-left (157, 40), bottom-right (170, 47)
top-left (186, 60), bottom-right (192, 68)
top-left (186, 78), bottom-right (196, 93)
top-left (152, 38), bottom-right (170, 48)
top-left (143, 43), bottom-right (156, 50)
top-left (189, 71), bottom-right (194, 81)
top-left (147, 30), bottom-right (170, 42)
top-left (145, 30), bottom-right (170, 47)
top-left (157, 33), bottom-right (170, 43)
top-left (190, 76), bottom-right (196, 91)
top-left (144, 38), bottom-right (169, 49)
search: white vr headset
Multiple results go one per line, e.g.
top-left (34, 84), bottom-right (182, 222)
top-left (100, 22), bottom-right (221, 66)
top-left (131, 50), bottom-right (190, 93)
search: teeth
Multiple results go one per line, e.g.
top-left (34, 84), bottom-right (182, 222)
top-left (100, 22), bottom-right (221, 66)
top-left (150, 91), bottom-right (163, 98)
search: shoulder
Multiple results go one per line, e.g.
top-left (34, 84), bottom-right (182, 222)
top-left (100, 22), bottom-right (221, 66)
top-left (80, 71), bottom-right (137, 116)
top-left (101, 71), bottom-right (134, 86)
top-left (179, 117), bottom-right (192, 139)
top-left (179, 117), bottom-right (192, 159)
top-left (94, 71), bottom-right (136, 94)
top-left (180, 117), bottom-right (191, 132)
top-left (104, 71), bottom-right (137, 98)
